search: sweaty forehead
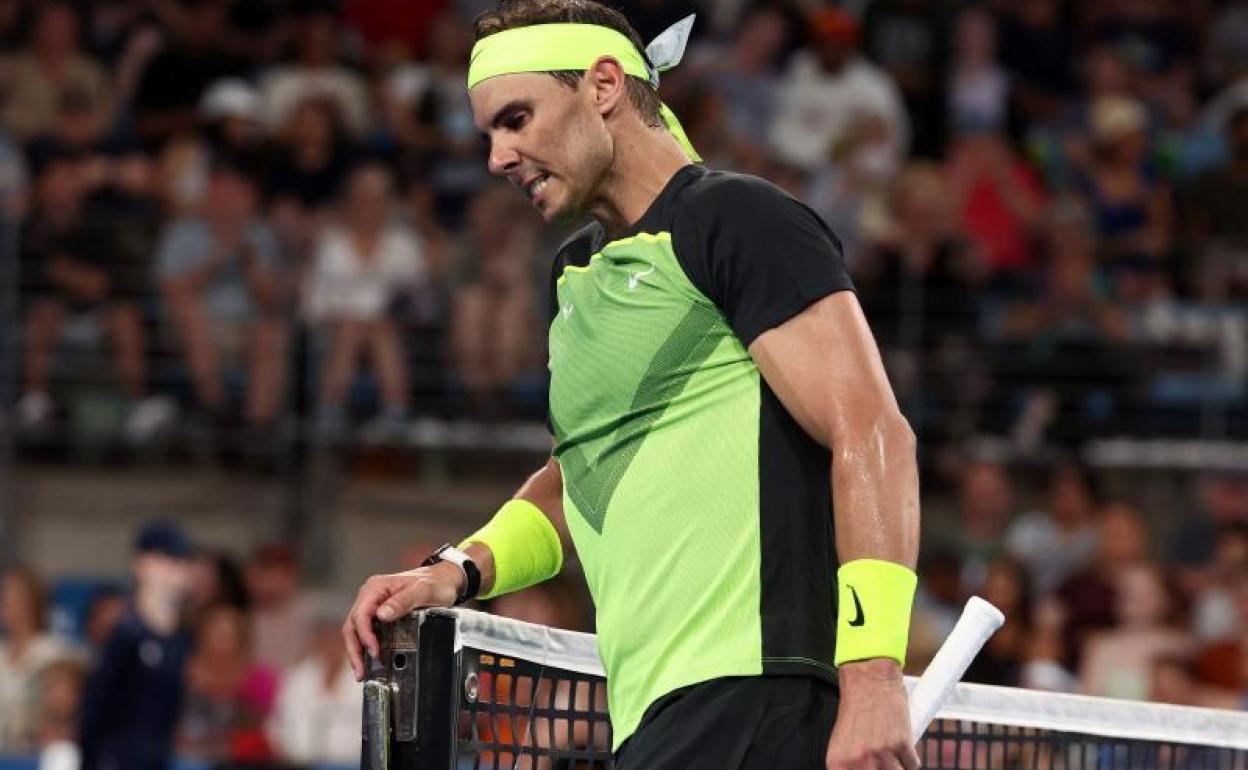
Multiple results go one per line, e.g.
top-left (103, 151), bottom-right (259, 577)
top-left (470, 72), bottom-right (577, 131)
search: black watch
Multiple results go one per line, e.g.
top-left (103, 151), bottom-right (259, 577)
top-left (421, 544), bottom-right (481, 606)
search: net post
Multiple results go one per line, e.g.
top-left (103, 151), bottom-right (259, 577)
top-left (414, 610), bottom-right (461, 770)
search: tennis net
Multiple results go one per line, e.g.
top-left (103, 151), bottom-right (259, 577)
top-left (362, 608), bottom-right (1248, 770)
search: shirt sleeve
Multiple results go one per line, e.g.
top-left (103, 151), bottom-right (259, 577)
top-left (673, 174), bottom-right (854, 347)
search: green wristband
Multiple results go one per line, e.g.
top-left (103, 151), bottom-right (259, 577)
top-left (460, 498), bottom-right (563, 600)
top-left (834, 558), bottom-right (917, 668)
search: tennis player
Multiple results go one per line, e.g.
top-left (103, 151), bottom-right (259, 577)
top-left (344, 3), bottom-right (920, 768)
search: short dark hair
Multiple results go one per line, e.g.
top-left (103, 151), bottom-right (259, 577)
top-left (474, 0), bottom-right (663, 128)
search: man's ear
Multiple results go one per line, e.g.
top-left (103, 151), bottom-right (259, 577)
top-left (585, 56), bottom-right (628, 117)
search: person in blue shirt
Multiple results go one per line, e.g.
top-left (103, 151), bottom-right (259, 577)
top-left (79, 521), bottom-right (195, 770)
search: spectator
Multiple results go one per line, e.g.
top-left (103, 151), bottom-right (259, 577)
top-left (187, 549), bottom-right (250, 624)
top-left (963, 557), bottom-right (1033, 687)
top-left (267, 596), bottom-right (360, 765)
top-left (260, 6), bottom-right (371, 138)
top-left (1006, 462), bottom-right (1102, 596)
top-left (79, 520), bottom-right (195, 770)
top-left (0, 3), bottom-right (111, 142)
top-left (946, 130), bottom-right (1046, 277)
top-left (1188, 524), bottom-right (1248, 644)
top-left (386, 11), bottom-right (486, 228)
top-left (1194, 569), bottom-right (1248, 693)
top-left (245, 544), bottom-right (313, 672)
top-left (131, 0), bottom-right (246, 145)
top-left (0, 566), bottom-right (75, 752)
top-left (1168, 471), bottom-right (1248, 578)
top-left (689, 6), bottom-right (789, 162)
top-left (1080, 563), bottom-right (1193, 699)
top-left (925, 460), bottom-right (1014, 591)
top-left (855, 164), bottom-right (984, 442)
top-left (991, 199), bottom-right (1135, 446)
top-left (1077, 95), bottom-right (1174, 271)
top-left (998, 0), bottom-right (1076, 126)
top-left (265, 96), bottom-right (357, 261)
top-left (179, 603), bottom-right (279, 764)
top-left (768, 8), bottom-right (907, 176)
top-left (82, 587), bottom-right (125, 657)
top-left (449, 182), bottom-right (543, 416)
top-left (1056, 502), bottom-right (1151, 672)
top-left (947, 6), bottom-right (1012, 140)
top-left (306, 162), bottom-right (427, 439)
top-left (157, 161), bottom-right (286, 429)
top-left (197, 78), bottom-right (266, 171)
top-left (861, 0), bottom-right (947, 157)
top-left (34, 658), bottom-right (85, 767)
top-left (17, 149), bottom-right (161, 440)
top-left (1183, 106), bottom-right (1248, 300)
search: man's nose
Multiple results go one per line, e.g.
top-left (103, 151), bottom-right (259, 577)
top-left (488, 140), bottom-right (521, 176)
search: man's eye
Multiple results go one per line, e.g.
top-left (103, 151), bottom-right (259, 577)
top-left (504, 113), bottom-right (528, 131)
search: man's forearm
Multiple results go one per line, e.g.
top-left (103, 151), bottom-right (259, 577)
top-left (831, 411), bottom-right (919, 568)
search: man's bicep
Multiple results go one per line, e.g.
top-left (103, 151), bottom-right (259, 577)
top-left (748, 291), bottom-right (902, 447)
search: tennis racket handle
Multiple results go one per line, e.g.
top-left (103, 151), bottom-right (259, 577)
top-left (908, 596), bottom-right (1005, 744)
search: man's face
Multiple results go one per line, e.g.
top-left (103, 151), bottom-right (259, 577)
top-left (471, 72), bottom-right (613, 224)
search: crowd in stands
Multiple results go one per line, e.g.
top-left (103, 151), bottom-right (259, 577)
top-left (0, 0), bottom-right (1244, 458)
top-left (0, 462), bottom-right (1244, 766)
top-left (909, 461), bottom-right (1248, 710)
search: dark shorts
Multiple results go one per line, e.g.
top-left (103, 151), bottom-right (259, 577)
top-left (614, 676), bottom-right (839, 770)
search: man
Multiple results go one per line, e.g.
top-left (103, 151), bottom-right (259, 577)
top-left (344, 3), bottom-right (920, 769)
top-left (79, 520), bottom-right (195, 770)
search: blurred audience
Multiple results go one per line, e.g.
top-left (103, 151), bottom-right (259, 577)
top-left (0, 567), bottom-right (75, 752)
top-left (0, 3), bottom-right (111, 142)
top-left (306, 162), bottom-right (428, 439)
top-left (267, 595), bottom-right (360, 765)
top-left (79, 520), bottom-right (195, 770)
top-left (1005, 462), bottom-right (1101, 596)
top-left (157, 162), bottom-right (285, 429)
top-left (179, 603), bottom-right (278, 764)
top-left (244, 544), bottom-right (313, 673)
top-left (1080, 563), bottom-right (1193, 700)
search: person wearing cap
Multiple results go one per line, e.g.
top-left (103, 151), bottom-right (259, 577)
top-left (343, 3), bottom-right (920, 769)
top-left (79, 521), bottom-right (195, 770)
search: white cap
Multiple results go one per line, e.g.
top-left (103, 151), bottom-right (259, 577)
top-left (199, 78), bottom-right (261, 121)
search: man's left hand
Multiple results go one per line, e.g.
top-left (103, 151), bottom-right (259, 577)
top-left (825, 658), bottom-right (920, 770)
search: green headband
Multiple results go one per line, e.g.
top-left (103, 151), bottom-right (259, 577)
top-left (467, 17), bottom-right (701, 162)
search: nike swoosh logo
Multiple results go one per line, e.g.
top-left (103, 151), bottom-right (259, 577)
top-left (848, 585), bottom-right (866, 627)
top-left (628, 266), bottom-right (655, 290)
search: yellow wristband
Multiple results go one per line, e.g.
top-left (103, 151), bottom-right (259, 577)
top-left (834, 558), bottom-right (917, 668)
top-left (460, 498), bottom-right (563, 600)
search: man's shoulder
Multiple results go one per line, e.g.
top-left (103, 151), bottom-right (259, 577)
top-left (671, 168), bottom-right (795, 222)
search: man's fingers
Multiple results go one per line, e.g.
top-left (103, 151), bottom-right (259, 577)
top-left (900, 744), bottom-right (920, 770)
top-left (343, 617), bottom-right (365, 681)
top-left (378, 580), bottom-right (442, 620)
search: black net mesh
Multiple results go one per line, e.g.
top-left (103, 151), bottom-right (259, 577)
top-left (368, 610), bottom-right (1248, 770)
top-left (456, 644), bottom-right (615, 770)
top-left (919, 718), bottom-right (1248, 770)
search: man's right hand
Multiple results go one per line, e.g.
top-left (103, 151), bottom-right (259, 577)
top-left (342, 561), bottom-right (465, 680)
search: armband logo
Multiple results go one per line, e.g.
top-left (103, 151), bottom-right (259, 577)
top-left (848, 585), bottom-right (866, 627)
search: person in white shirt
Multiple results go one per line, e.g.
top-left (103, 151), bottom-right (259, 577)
top-left (305, 161), bottom-right (426, 438)
top-left (0, 567), bottom-right (75, 752)
top-left (768, 7), bottom-right (908, 174)
top-left (267, 597), bottom-right (361, 766)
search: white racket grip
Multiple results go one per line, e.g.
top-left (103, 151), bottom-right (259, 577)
top-left (908, 596), bottom-right (1005, 744)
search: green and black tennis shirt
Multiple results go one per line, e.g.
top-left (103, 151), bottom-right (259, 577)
top-left (547, 164), bottom-right (854, 748)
